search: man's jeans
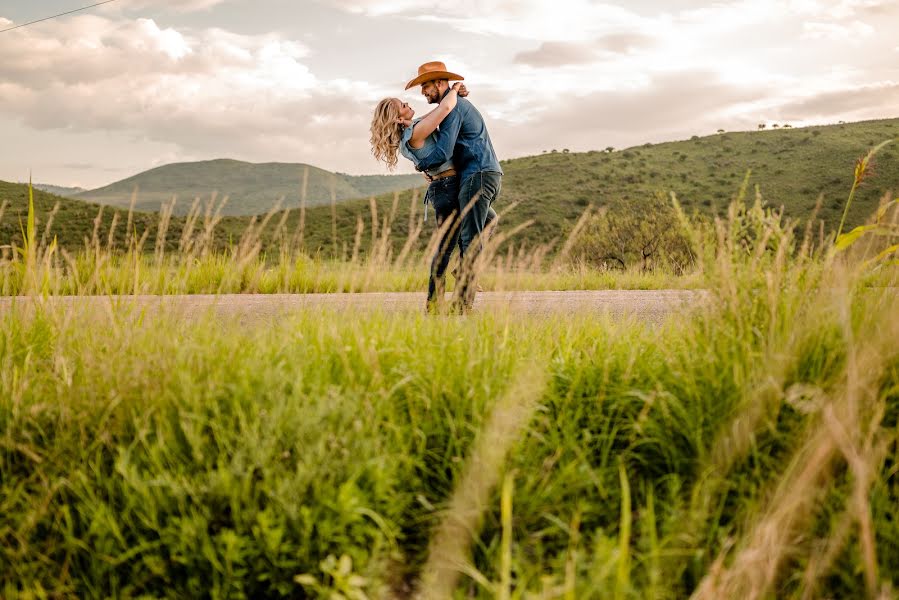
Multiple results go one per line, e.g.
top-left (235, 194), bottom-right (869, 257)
top-left (456, 171), bottom-right (502, 308)
top-left (425, 175), bottom-right (461, 310)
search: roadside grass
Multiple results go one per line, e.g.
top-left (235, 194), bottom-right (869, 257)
top-left (0, 181), bottom-right (700, 296)
top-left (0, 253), bottom-right (698, 296)
top-left (1, 179), bottom-right (898, 598)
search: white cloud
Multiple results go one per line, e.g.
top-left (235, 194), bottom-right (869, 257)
top-left (0, 14), bottom-right (380, 175)
top-left (102, 0), bottom-right (232, 13)
top-left (322, 0), bottom-right (647, 41)
top-left (802, 20), bottom-right (875, 40)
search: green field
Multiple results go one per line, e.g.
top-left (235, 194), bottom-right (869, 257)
top-left (2, 196), bottom-right (898, 598)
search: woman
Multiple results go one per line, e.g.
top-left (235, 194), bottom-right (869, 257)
top-left (369, 84), bottom-right (495, 311)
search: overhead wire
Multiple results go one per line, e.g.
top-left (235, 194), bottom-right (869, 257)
top-left (0, 0), bottom-right (120, 34)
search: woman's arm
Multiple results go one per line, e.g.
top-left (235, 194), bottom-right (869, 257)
top-left (408, 82), bottom-right (466, 149)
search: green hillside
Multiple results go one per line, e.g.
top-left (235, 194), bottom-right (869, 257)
top-left (2, 118), bottom-right (897, 257)
top-left (33, 184), bottom-right (86, 197)
top-left (289, 118), bottom-right (899, 252)
top-left (0, 181), bottom-right (213, 255)
top-left (75, 159), bottom-right (423, 216)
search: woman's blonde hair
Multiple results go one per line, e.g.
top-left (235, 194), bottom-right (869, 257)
top-left (370, 98), bottom-right (403, 171)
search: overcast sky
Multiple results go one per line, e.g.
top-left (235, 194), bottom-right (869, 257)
top-left (1, 0), bottom-right (897, 188)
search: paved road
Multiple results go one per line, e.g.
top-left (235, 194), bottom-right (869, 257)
top-left (0, 290), bottom-right (707, 324)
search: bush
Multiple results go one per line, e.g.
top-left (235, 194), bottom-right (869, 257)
top-left (570, 194), bottom-right (694, 272)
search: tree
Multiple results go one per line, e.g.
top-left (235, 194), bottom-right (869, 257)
top-left (758, 123), bottom-right (766, 130)
top-left (605, 146), bottom-right (615, 153)
top-left (717, 129), bottom-right (726, 134)
top-left (570, 195), bottom-right (694, 272)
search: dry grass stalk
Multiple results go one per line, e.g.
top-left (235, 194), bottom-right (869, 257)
top-left (154, 197), bottom-right (175, 265)
top-left (272, 205), bottom-right (292, 256)
top-left (199, 193), bottom-right (227, 258)
top-left (553, 204), bottom-right (594, 270)
top-left (350, 215), bottom-right (365, 265)
top-left (330, 174), bottom-right (338, 256)
top-left (40, 202), bottom-right (60, 250)
top-left (416, 362), bottom-right (548, 599)
top-left (289, 166), bottom-right (309, 252)
top-left (89, 204), bottom-right (105, 255)
top-left (124, 188), bottom-right (137, 249)
top-left (178, 197), bottom-right (202, 254)
top-left (692, 278), bottom-right (898, 600)
top-left (394, 190), bottom-right (424, 269)
top-left (105, 211), bottom-right (120, 253)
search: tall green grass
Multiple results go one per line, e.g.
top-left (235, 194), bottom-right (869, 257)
top-left (1, 188), bottom-right (897, 598)
top-left (0, 182), bottom-right (697, 295)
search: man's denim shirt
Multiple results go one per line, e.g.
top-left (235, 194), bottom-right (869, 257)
top-left (413, 90), bottom-right (503, 183)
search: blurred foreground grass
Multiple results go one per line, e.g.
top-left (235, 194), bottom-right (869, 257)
top-left (2, 223), bottom-right (898, 599)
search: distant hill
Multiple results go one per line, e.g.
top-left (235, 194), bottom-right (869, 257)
top-left (2, 118), bottom-right (897, 257)
top-left (74, 159), bottom-right (424, 216)
top-left (32, 184), bottom-right (86, 197)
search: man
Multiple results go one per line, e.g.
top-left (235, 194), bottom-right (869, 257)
top-left (404, 61), bottom-right (503, 311)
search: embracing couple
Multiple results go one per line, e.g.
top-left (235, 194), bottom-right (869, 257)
top-left (369, 61), bottom-right (503, 313)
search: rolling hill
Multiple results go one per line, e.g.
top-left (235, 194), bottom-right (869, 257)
top-left (1, 118), bottom-right (897, 257)
top-left (74, 159), bottom-right (424, 216)
top-left (32, 184), bottom-right (86, 197)
top-left (274, 117), bottom-right (899, 252)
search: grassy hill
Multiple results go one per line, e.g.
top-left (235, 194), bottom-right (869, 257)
top-left (0, 181), bottom-right (253, 256)
top-left (289, 118), bottom-right (899, 252)
top-left (2, 118), bottom-right (897, 257)
top-left (75, 159), bottom-right (423, 216)
top-left (32, 184), bottom-right (86, 197)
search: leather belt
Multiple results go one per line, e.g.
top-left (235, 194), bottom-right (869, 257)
top-left (430, 168), bottom-right (456, 180)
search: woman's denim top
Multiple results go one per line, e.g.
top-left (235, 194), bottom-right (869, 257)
top-left (399, 118), bottom-right (455, 177)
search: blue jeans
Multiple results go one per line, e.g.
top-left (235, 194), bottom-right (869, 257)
top-left (456, 171), bottom-right (503, 308)
top-left (425, 175), bottom-right (461, 309)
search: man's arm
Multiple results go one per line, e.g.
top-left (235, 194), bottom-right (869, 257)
top-left (410, 105), bottom-right (463, 171)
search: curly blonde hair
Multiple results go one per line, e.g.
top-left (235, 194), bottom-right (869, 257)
top-left (370, 98), bottom-right (403, 171)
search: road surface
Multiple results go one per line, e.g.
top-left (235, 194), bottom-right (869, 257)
top-left (0, 290), bottom-right (707, 324)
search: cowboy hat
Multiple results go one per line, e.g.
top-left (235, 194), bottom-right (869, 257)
top-left (405, 61), bottom-right (464, 90)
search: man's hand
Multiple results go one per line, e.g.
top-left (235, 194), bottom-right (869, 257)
top-left (423, 172), bottom-right (434, 183)
top-left (452, 82), bottom-right (469, 97)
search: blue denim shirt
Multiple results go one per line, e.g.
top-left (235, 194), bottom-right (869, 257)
top-left (413, 92), bottom-right (503, 183)
top-left (399, 119), bottom-right (454, 177)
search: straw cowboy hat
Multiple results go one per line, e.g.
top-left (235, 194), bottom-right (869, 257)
top-left (405, 61), bottom-right (464, 90)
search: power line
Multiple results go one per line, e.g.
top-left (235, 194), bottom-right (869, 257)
top-left (0, 0), bottom-right (120, 34)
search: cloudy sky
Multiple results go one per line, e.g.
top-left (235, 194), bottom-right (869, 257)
top-left (1, 0), bottom-right (897, 188)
